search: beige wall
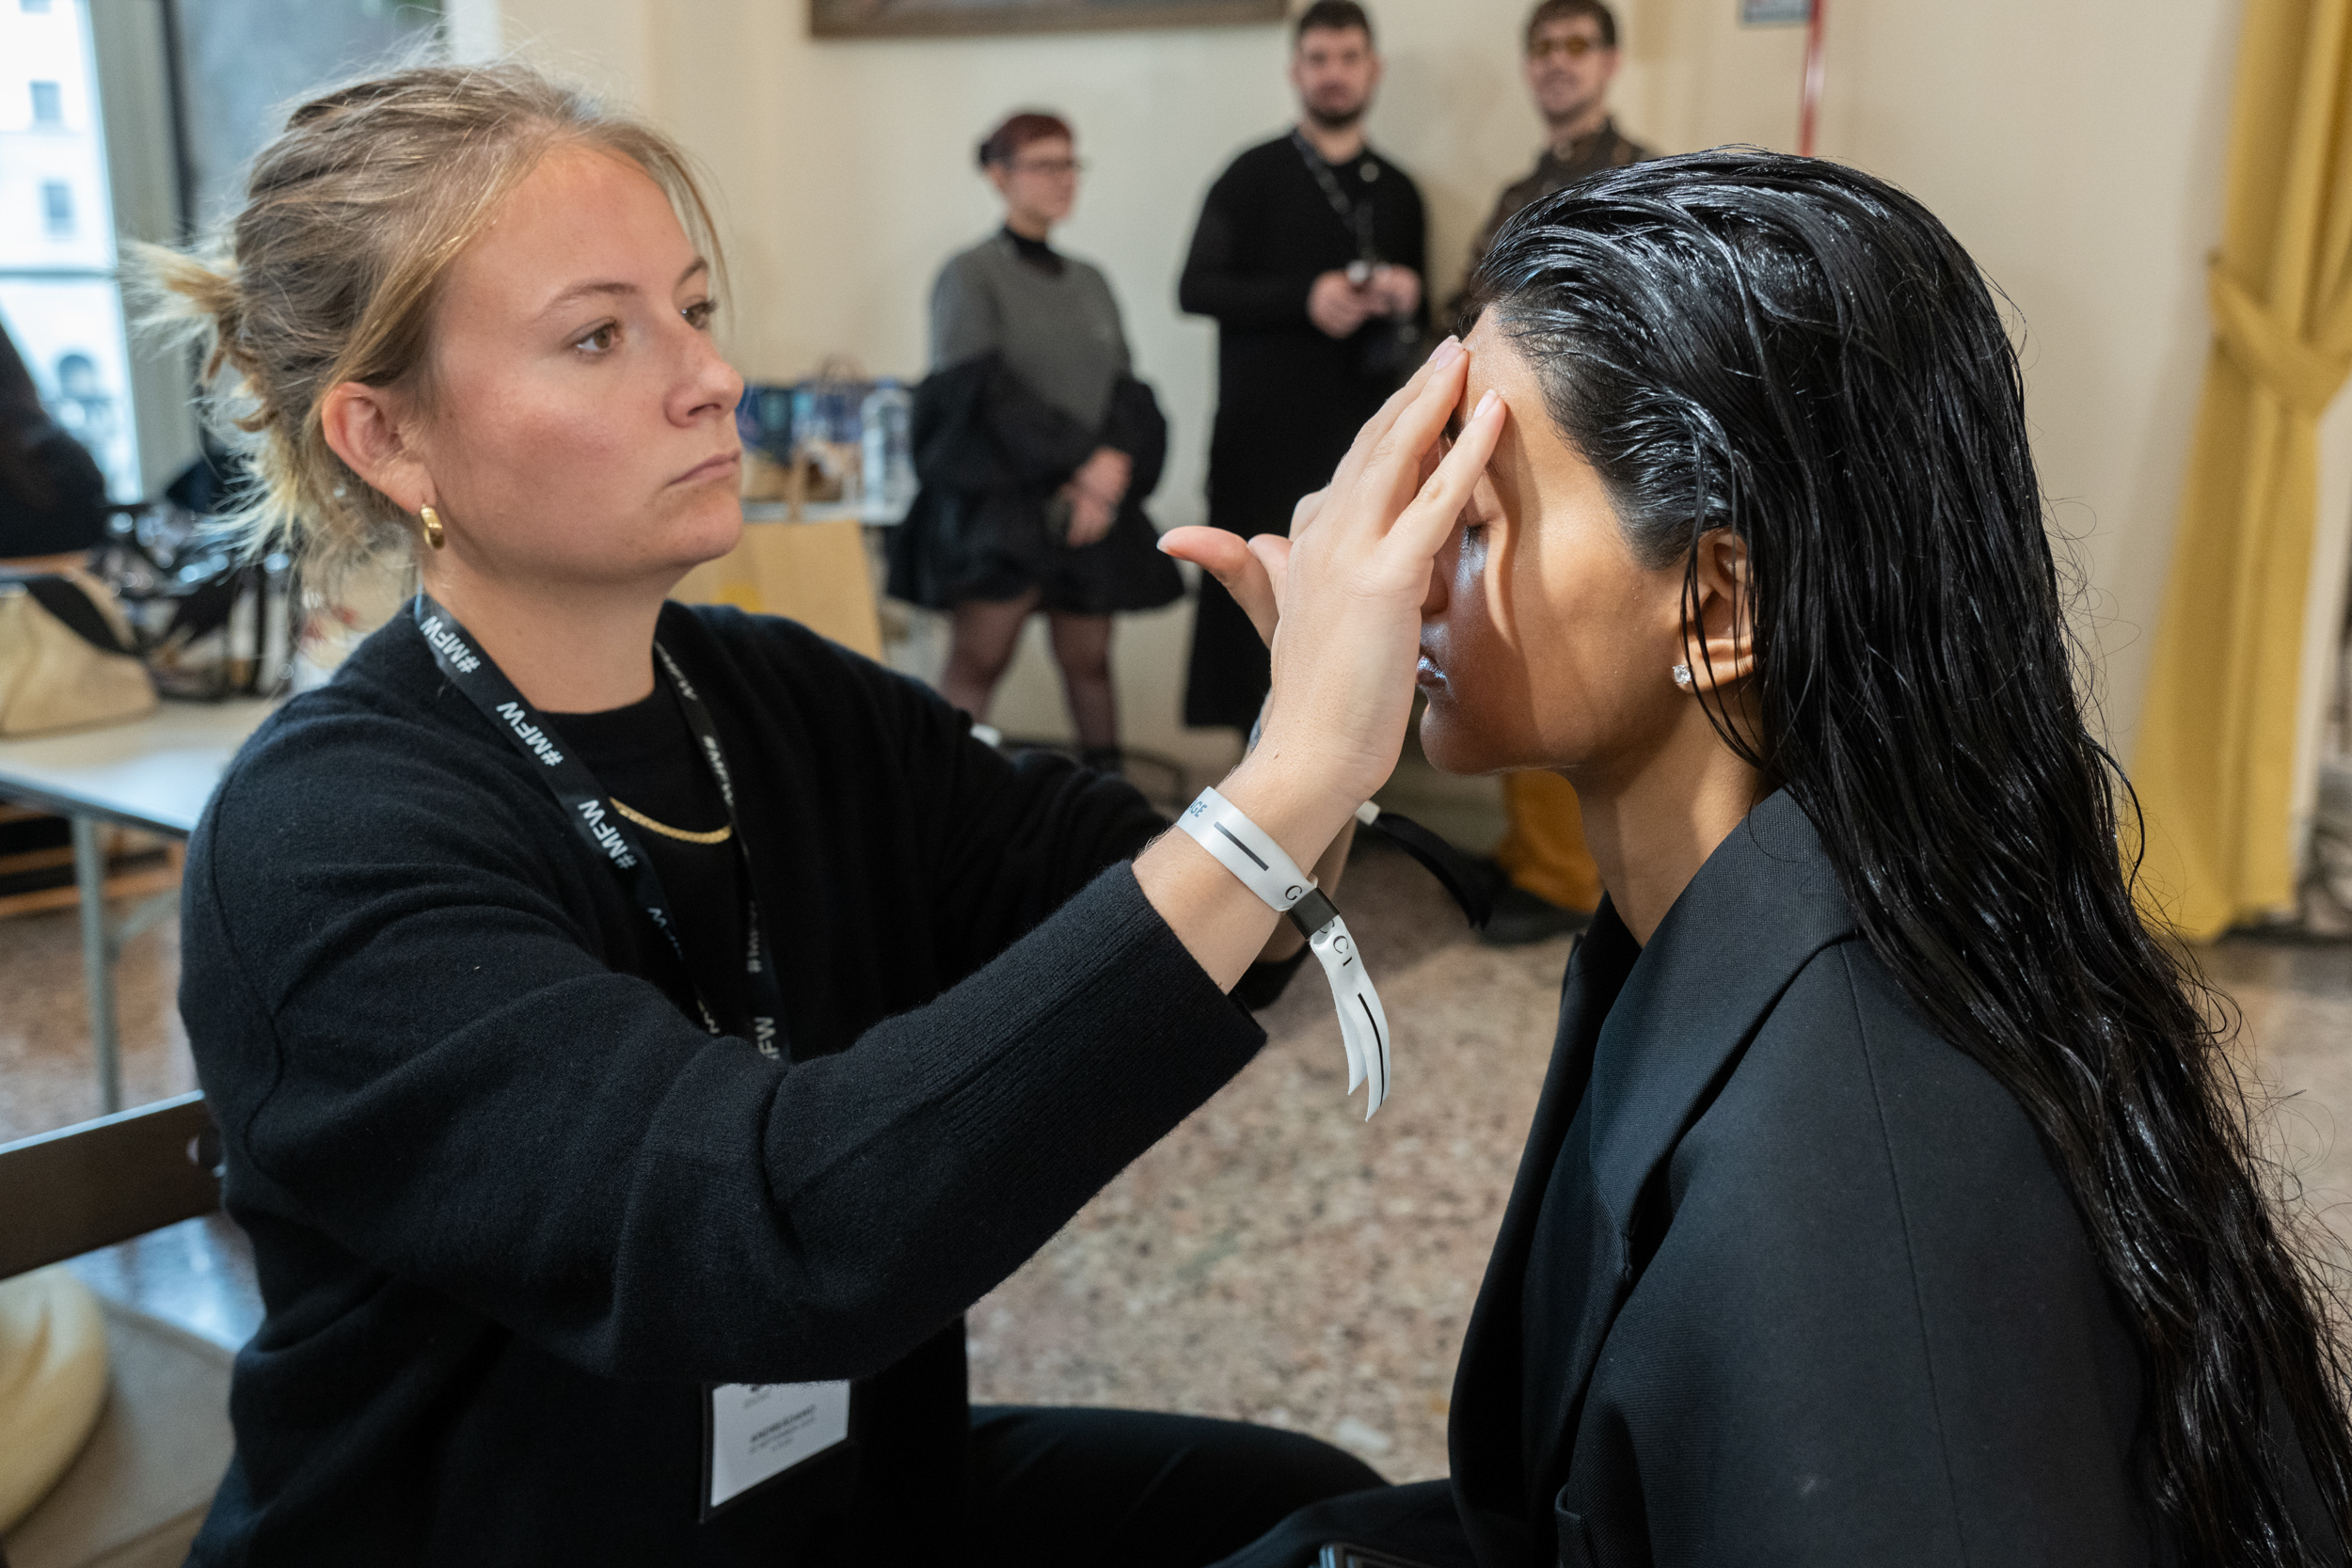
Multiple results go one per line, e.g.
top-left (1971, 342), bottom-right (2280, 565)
top-left (479, 0), bottom-right (2243, 771)
top-left (1627, 0), bottom-right (2238, 753)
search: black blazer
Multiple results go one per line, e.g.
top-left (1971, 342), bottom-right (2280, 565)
top-left (1222, 790), bottom-right (2316, 1567)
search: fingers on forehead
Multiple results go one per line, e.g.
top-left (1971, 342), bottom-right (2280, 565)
top-left (1376, 361), bottom-right (1467, 467)
top-left (1407, 397), bottom-right (1504, 521)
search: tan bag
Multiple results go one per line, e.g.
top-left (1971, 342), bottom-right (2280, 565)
top-left (0, 565), bottom-right (157, 736)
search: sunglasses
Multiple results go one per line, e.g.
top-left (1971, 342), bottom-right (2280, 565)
top-left (1010, 157), bottom-right (1086, 177)
top-left (1530, 34), bottom-right (1607, 59)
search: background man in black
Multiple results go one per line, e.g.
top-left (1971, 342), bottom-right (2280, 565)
top-left (1178, 0), bottom-right (1427, 733)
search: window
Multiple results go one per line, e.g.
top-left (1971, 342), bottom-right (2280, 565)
top-left (1, 0), bottom-right (144, 499)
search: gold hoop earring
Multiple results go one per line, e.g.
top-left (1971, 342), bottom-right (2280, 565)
top-left (420, 504), bottom-right (445, 550)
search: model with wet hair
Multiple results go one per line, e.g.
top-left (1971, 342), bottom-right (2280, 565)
top-left (1195, 150), bottom-right (2352, 1567)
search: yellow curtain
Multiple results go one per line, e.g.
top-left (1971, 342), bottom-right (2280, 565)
top-left (2133, 0), bottom-right (2352, 939)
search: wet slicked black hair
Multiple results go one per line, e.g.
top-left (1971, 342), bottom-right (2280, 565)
top-left (1469, 149), bottom-right (2352, 1564)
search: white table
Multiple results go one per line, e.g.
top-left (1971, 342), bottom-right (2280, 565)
top-left (0, 700), bottom-right (276, 1112)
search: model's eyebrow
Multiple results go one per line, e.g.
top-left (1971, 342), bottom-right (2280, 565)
top-left (540, 257), bottom-right (709, 317)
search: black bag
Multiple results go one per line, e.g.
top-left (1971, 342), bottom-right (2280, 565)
top-left (92, 500), bottom-right (294, 702)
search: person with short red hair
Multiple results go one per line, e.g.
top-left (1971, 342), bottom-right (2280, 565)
top-left (890, 110), bottom-right (1181, 770)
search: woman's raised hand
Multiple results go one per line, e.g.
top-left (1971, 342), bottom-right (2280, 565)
top-left (1164, 335), bottom-right (1505, 813)
top-left (1138, 338), bottom-right (1502, 990)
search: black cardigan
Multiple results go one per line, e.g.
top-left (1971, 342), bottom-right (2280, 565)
top-left (180, 603), bottom-right (1272, 1566)
top-left (885, 351), bottom-right (1181, 614)
top-left (1217, 791), bottom-right (2342, 1567)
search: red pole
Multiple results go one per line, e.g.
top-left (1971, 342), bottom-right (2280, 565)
top-left (1799, 0), bottom-right (1828, 156)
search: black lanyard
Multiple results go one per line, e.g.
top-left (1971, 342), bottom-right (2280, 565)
top-left (1293, 129), bottom-right (1379, 266)
top-left (411, 594), bottom-right (788, 1060)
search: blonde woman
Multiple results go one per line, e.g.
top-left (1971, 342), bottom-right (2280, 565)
top-left (152, 62), bottom-right (1503, 1565)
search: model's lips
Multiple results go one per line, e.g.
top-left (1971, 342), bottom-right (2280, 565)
top-left (671, 450), bottom-right (741, 488)
top-left (1415, 652), bottom-right (1449, 689)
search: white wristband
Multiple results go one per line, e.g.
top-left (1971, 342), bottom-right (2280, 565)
top-left (1179, 786), bottom-right (1316, 911)
top-left (1178, 787), bottom-right (1392, 1117)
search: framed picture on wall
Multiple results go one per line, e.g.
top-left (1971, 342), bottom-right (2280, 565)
top-left (811, 0), bottom-right (1288, 40)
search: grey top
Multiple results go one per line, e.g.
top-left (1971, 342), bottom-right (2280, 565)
top-left (930, 231), bottom-right (1131, 430)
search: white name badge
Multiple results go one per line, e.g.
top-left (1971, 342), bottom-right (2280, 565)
top-left (704, 1379), bottom-right (852, 1515)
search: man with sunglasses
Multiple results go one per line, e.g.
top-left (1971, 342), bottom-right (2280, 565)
top-left (1460, 0), bottom-right (1652, 293)
top-left (1455, 0), bottom-right (1652, 949)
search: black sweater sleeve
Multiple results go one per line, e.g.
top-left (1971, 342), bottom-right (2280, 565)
top-left (183, 662), bottom-right (1264, 1390)
top-left (1179, 162), bottom-right (1318, 330)
top-left (837, 626), bottom-right (1165, 976)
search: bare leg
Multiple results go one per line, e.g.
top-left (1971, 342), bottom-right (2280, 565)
top-left (938, 592), bottom-right (1041, 721)
top-left (1048, 610), bottom-right (1118, 755)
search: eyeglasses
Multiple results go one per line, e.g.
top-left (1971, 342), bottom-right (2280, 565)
top-left (1010, 157), bottom-right (1086, 177)
top-left (1529, 34), bottom-right (1606, 59)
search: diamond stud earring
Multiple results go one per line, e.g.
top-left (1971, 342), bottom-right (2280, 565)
top-left (1672, 663), bottom-right (1693, 690)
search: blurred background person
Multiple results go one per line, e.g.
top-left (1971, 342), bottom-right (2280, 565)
top-left (50, 351), bottom-right (121, 465)
top-left (1459, 0), bottom-right (1652, 293)
top-left (890, 110), bottom-right (1180, 772)
top-left (0, 322), bottom-right (109, 566)
top-left (1178, 0), bottom-right (1426, 736)
top-left (1464, 0), bottom-right (1653, 947)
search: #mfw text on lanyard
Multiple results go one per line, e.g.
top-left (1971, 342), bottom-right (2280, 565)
top-left (411, 594), bottom-right (846, 1519)
top-left (412, 593), bottom-right (787, 1054)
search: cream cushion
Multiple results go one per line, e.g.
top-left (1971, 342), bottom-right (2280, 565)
top-left (3, 1297), bottom-right (233, 1568)
top-left (0, 1268), bottom-right (109, 1534)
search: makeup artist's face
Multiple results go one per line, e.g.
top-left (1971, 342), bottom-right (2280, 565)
top-left (408, 144), bottom-right (745, 590)
top-left (1415, 319), bottom-right (1694, 785)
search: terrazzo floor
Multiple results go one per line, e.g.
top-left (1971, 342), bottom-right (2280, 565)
top-left (3, 840), bottom-right (2348, 1487)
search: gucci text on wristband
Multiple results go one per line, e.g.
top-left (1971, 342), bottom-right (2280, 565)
top-left (1179, 787), bottom-right (1391, 1118)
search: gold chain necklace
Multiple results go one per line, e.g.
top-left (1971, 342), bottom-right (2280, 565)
top-left (610, 797), bottom-right (732, 846)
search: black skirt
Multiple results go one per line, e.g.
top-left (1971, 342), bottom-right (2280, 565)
top-left (886, 487), bottom-right (1182, 616)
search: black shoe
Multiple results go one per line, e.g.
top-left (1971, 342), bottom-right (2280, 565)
top-left (1480, 881), bottom-right (1593, 947)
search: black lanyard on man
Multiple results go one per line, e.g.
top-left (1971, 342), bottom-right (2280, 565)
top-left (1293, 127), bottom-right (1381, 276)
top-left (411, 593), bottom-right (788, 1060)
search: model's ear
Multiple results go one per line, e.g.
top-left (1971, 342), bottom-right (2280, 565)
top-left (1679, 528), bottom-right (1755, 691)
top-left (320, 379), bottom-right (431, 515)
